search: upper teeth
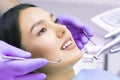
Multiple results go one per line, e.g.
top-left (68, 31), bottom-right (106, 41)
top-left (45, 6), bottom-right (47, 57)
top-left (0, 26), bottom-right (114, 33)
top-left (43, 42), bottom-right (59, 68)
top-left (63, 40), bottom-right (72, 49)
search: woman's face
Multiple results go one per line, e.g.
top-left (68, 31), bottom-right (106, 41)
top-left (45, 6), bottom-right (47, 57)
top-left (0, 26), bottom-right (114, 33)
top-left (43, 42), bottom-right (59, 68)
top-left (19, 7), bottom-right (83, 72)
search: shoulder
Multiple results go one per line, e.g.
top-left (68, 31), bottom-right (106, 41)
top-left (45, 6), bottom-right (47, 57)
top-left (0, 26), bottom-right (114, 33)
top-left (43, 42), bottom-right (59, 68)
top-left (73, 69), bottom-right (120, 80)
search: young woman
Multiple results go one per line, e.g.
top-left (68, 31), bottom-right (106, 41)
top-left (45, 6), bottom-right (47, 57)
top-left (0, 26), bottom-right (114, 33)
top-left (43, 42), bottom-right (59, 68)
top-left (0, 4), bottom-right (83, 80)
top-left (1, 4), bottom-right (119, 80)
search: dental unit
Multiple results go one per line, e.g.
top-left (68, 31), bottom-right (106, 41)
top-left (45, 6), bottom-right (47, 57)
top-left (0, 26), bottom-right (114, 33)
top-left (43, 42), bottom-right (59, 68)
top-left (93, 29), bottom-right (120, 60)
top-left (91, 8), bottom-right (120, 60)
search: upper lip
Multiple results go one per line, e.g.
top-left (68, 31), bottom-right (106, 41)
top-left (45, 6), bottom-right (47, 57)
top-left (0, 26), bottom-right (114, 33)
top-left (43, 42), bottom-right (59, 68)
top-left (60, 37), bottom-right (72, 50)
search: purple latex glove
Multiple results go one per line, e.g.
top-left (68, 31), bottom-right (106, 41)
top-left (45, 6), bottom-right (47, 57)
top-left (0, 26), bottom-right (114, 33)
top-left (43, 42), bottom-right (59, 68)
top-left (58, 15), bottom-right (94, 49)
top-left (0, 41), bottom-right (48, 80)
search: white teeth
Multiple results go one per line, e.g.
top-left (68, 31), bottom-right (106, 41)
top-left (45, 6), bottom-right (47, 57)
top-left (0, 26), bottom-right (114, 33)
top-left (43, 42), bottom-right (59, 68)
top-left (63, 40), bottom-right (72, 49)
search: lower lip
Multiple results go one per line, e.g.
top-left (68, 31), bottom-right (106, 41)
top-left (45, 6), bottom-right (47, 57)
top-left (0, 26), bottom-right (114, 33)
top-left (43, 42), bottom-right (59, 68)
top-left (63, 43), bottom-right (76, 50)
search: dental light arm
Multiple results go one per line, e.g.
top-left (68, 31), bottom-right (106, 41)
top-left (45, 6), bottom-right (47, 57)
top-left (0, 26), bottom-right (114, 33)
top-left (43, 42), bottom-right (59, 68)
top-left (93, 29), bottom-right (120, 60)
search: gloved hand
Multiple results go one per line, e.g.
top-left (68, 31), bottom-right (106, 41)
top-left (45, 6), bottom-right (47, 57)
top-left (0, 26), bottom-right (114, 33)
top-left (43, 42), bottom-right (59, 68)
top-left (0, 41), bottom-right (48, 80)
top-left (58, 15), bottom-right (94, 49)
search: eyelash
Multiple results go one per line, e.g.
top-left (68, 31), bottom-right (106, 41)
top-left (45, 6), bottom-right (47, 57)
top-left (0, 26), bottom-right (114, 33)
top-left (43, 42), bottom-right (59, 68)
top-left (38, 27), bottom-right (47, 36)
top-left (55, 18), bottom-right (60, 23)
top-left (37, 18), bottom-right (59, 36)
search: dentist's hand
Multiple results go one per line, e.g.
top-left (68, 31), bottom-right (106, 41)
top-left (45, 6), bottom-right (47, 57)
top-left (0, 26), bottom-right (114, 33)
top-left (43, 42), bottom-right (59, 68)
top-left (58, 15), bottom-right (94, 49)
top-left (0, 41), bottom-right (48, 80)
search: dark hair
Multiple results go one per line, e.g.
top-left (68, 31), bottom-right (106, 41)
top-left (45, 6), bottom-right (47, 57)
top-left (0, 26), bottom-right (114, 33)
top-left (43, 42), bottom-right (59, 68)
top-left (0, 4), bottom-right (36, 48)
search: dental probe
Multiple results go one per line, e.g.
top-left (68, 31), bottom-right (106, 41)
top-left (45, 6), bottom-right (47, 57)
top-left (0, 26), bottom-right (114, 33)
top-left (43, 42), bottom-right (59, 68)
top-left (93, 37), bottom-right (120, 60)
top-left (82, 31), bottom-right (96, 46)
top-left (2, 55), bottom-right (65, 64)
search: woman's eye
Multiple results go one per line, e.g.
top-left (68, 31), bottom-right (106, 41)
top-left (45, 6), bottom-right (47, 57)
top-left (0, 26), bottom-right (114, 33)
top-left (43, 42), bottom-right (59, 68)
top-left (38, 28), bottom-right (47, 35)
top-left (55, 18), bottom-right (60, 23)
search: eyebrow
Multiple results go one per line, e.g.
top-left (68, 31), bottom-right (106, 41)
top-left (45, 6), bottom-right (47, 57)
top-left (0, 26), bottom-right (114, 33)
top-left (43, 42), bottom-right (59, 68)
top-left (30, 13), bottom-right (54, 33)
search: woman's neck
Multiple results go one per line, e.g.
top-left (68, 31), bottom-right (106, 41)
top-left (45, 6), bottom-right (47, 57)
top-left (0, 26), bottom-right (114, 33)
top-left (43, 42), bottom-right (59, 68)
top-left (46, 68), bottom-right (75, 80)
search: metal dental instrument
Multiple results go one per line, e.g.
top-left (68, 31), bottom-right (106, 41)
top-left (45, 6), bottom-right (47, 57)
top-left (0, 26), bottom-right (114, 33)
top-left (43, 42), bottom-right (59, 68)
top-left (2, 55), bottom-right (65, 64)
top-left (93, 28), bottom-right (120, 60)
top-left (83, 30), bottom-right (96, 46)
top-left (93, 37), bottom-right (120, 60)
top-left (47, 56), bottom-right (65, 64)
top-left (110, 47), bottom-right (120, 53)
top-left (104, 29), bottom-right (120, 38)
top-left (2, 55), bottom-right (26, 60)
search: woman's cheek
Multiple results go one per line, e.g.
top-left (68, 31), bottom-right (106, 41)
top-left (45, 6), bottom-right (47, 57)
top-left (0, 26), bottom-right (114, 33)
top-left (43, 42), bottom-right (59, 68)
top-left (40, 41), bottom-right (58, 55)
top-left (31, 40), bottom-right (58, 59)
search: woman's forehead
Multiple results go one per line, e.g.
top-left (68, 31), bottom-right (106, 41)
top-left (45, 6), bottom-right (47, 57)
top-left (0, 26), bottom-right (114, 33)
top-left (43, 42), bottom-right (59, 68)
top-left (20, 7), bottom-right (50, 19)
top-left (19, 7), bottom-right (49, 28)
top-left (18, 7), bottom-right (51, 37)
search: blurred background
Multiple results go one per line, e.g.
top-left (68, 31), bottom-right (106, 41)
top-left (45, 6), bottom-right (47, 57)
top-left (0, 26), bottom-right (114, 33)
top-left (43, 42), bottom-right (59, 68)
top-left (18, 0), bottom-right (120, 77)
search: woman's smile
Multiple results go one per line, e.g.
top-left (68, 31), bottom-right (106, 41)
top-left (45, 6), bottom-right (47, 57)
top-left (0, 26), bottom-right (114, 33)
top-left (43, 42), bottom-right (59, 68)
top-left (60, 36), bottom-right (76, 50)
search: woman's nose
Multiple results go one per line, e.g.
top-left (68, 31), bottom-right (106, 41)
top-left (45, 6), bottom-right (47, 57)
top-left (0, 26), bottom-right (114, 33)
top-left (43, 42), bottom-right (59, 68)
top-left (56, 25), bottom-right (66, 38)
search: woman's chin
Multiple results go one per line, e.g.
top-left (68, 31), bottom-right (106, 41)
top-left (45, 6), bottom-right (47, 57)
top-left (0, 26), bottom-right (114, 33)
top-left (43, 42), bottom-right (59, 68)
top-left (40, 48), bottom-right (83, 73)
top-left (67, 48), bottom-right (83, 64)
top-left (56, 48), bottom-right (83, 68)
